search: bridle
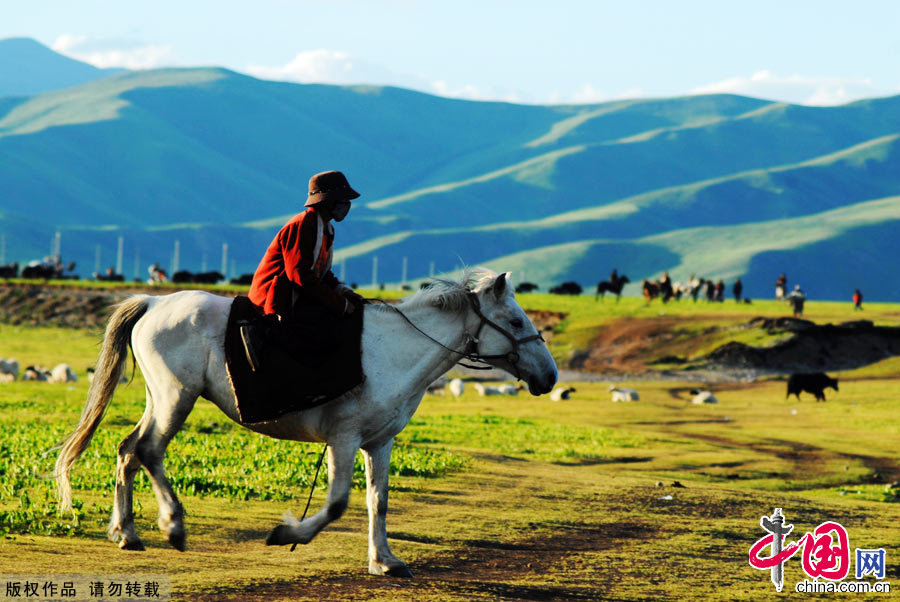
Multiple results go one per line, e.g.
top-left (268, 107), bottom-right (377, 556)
top-left (370, 291), bottom-right (545, 380)
top-left (461, 293), bottom-right (544, 378)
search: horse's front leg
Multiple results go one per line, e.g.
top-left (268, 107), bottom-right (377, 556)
top-left (266, 439), bottom-right (357, 547)
top-left (363, 439), bottom-right (413, 577)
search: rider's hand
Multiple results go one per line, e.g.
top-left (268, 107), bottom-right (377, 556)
top-left (345, 302), bottom-right (356, 315)
top-left (344, 290), bottom-right (367, 308)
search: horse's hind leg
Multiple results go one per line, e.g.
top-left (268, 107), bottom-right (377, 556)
top-left (135, 386), bottom-right (197, 551)
top-left (109, 407), bottom-right (151, 551)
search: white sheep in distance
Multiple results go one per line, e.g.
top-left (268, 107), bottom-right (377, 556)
top-left (690, 389), bottom-right (718, 404)
top-left (549, 386), bottom-right (576, 401)
top-left (448, 378), bottom-right (464, 399)
top-left (498, 383), bottom-right (524, 395)
top-left (609, 385), bottom-right (640, 402)
top-left (473, 383), bottom-right (503, 396)
top-left (49, 363), bottom-right (78, 383)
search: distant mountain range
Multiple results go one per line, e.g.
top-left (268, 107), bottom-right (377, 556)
top-left (0, 37), bottom-right (124, 97)
top-left (1, 37), bottom-right (899, 300)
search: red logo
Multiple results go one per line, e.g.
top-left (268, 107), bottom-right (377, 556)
top-left (749, 513), bottom-right (850, 582)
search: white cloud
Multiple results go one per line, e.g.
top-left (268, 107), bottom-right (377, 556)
top-left (690, 70), bottom-right (896, 106)
top-left (52, 34), bottom-right (174, 69)
top-left (568, 84), bottom-right (644, 104)
top-left (247, 50), bottom-right (531, 103)
top-left (247, 49), bottom-right (431, 91)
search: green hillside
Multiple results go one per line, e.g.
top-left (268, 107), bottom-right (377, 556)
top-left (1, 45), bottom-right (899, 299)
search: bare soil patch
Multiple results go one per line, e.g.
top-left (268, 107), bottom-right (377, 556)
top-left (570, 316), bottom-right (683, 373)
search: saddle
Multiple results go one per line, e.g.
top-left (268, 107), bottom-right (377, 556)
top-left (224, 296), bottom-right (365, 424)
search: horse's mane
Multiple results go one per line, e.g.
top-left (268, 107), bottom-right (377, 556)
top-left (379, 267), bottom-right (500, 313)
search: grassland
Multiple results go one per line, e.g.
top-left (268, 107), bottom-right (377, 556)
top-left (1, 297), bottom-right (898, 600)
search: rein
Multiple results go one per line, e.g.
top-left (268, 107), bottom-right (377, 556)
top-left (290, 443), bottom-right (327, 552)
top-left (366, 292), bottom-right (544, 378)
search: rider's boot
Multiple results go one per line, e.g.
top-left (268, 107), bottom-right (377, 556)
top-left (240, 322), bottom-right (266, 372)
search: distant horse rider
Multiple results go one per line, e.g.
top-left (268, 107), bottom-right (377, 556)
top-left (775, 273), bottom-right (787, 300)
top-left (241, 170), bottom-right (366, 371)
top-left (659, 271), bottom-right (673, 302)
top-left (787, 284), bottom-right (806, 317)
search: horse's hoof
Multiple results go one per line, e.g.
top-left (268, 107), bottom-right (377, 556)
top-left (266, 524), bottom-right (293, 546)
top-left (385, 565), bottom-right (414, 578)
top-left (119, 538), bottom-right (145, 551)
top-left (168, 531), bottom-right (186, 552)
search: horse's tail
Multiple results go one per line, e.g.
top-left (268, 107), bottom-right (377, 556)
top-left (55, 295), bottom-right (151, 512)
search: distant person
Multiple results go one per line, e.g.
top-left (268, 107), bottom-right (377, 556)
top-left (690, 274), bottom-right (702, 302)
top-left (775, 273), bottom-right (787, 300)
top-left (733, 278), bottom-right (743, 302)
top-left (787, 284), bottom-right (806, 317)
top-left (853, 289), bottom-right (863, 311)
top-left (659, 271), bottom-right (673, 302)
top-left (148, 263), bottom-right (168, 283)
top-left (714, 279), bottom-right (725, 302)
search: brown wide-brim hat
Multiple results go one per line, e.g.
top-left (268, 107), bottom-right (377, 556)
top-left (304, 170), bottom-right (360, 207)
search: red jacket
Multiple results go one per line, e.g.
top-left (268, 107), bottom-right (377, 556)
top-left (249, 207), bottom-right (348, 316)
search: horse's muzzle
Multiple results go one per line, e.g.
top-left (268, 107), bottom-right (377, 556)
top-left (528, 371), bottom-right (557, 396)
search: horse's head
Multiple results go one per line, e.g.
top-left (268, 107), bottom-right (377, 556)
top-left (469, 273), bottom-right (558, 395)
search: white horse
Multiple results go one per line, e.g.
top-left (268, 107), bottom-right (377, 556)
top-left (55, 269), bottom-right (557, 577)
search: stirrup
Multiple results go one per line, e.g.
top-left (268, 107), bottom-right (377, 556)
top-left (240, 324), bottom-right (263, 372)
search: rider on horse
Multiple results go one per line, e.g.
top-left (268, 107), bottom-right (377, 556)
top-left (241, 170), bottom-right (366, 371)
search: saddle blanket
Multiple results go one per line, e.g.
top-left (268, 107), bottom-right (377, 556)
top-left (224, 296), bottom-right (365, 424)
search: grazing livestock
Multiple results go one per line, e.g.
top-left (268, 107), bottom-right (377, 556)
top-left (787, 373), bottom-right (838, 402)
top-left (22, 366), bottom-right (51, 381)
top-left (0, 358), bottom-right (19, 381)
top-left (171, 270), bottom-right (225, 284)
top-left (21, 258), bottom-right (77, 280)
top-left (49, 364), bottom-right (78, 383)
top-left (515, 282), bottom-right (539, 293)
top-left (689, 389), bottom-right (718, 404)
top-left (473, 383), bottom-right (503, 396)
top-left (550, 386), bottom-right (576, 401)
top-left (448, 378), bottom-right (464, 398)
top-left (550, 281), bottom-right (582, 295)
top-left (94, 267), bottom-right (125, 282)
top-left (609, 385), bottom-right (639, 402)
top-left (0, 373), bottom-right (14, 384)
top-left (0, 262), bottom-right (18, 278)
top-left (498, 384), bottom-right (524, 395)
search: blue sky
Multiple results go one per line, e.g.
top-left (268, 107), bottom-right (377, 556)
top-left (5, 0), bottom-right (900, 105)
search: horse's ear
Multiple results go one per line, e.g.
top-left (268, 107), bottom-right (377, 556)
top-left (491, 273), bottom-right (509, 301)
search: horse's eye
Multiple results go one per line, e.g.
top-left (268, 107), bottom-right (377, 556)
top-left (510, 318), bottom-right (524, 329)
